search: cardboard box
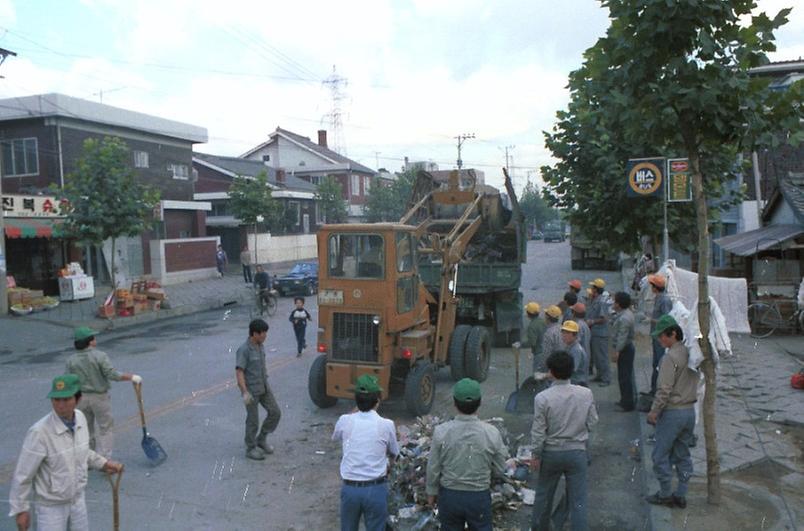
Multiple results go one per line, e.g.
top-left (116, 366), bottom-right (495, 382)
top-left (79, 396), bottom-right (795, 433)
top-left (133, 293), bottom-right (148, 302)
top-left (132, 302), bottom-right (149, 315)
top-left (116, 295), bottom-right (134, 308)
top-left (28, 289), bottom-right (44, 299)
top-left (97, 305), bottom-right (115, 318)
top-left (146, 288), bottom-right (166, 301)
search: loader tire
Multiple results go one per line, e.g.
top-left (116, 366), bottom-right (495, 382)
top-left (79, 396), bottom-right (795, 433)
top-left (308, 354), bottom-right (337, 408)
top-left (405, 362), bottom-right (435, 416)
top-left (465, 326), bottom-right (491, 382)
top-left (448, 324), bottom-right (472, 381)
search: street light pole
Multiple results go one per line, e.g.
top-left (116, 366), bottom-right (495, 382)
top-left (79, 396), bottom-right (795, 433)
top-left (255, 215), bottom-right (264, 267)
top-left (0, 46), bottom-right (16, 315)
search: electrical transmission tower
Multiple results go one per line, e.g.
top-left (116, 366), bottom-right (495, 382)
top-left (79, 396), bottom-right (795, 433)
top-left (322, 65), bottom-right (348, 155)
top-left (454, 133), bottom-right (475, 169)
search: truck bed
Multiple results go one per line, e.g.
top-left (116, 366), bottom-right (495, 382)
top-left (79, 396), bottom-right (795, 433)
top-left (419, 262), bottom-right (521, 293)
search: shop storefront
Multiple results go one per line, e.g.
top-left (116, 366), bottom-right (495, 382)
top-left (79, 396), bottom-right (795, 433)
top-left (2, 194), bottom-right (70, 295)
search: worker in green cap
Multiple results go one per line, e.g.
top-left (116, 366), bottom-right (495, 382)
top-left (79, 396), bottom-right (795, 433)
top-left (332, 374), bottom-right (399, 531)
top-left (9, 374), bottom-right (123, 531)
top-left (65, 326), bottom-right (140, 459)
top-left (646, 314), bottom-right (698, 510)
top-left (426, 378), bottom-right (508, 531)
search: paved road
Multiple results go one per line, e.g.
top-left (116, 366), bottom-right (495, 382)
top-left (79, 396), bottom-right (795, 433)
top-left (0, 240), bottom-right (648, 530)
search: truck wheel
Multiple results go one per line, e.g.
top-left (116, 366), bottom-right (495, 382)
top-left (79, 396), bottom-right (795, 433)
top-left (405, 362), bottom-right (435, 416)
top-left (308, 354), bottom-right (337, 408)
top-left (465, 326), bottom-right (491, 382)
top-left (448, 324), bottom-right (472, 381)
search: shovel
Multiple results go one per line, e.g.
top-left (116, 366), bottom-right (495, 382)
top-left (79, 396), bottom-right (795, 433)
top-left (106, 466), bottom-right (124, 531)
top-left (133, 382), bottom-right (167, 465)
top-left (505, 343), bottom-right (521, 412)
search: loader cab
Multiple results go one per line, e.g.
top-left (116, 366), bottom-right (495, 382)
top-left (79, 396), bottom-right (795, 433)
top-left (313, 224), bottom-right (431, 403)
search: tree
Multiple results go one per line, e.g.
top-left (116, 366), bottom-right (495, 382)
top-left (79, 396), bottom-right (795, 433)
top-left (518, 180), bottom-right (559, 229)
top-left (315, 175), bottom-right (348, 224)
top-left (227, 171), bottom-right (279, 262)
top-left (62, 137), bottom-right (160, 289)
top-left (559, 0), bottom-right (801, 503)
top-left (364, 171), bottom-right (415, 222)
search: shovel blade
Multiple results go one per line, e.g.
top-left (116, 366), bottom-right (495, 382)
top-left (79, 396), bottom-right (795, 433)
top-left (142, 434), bottom-right (167, 465)
top-left (505, 391), bottom-right (519, 413)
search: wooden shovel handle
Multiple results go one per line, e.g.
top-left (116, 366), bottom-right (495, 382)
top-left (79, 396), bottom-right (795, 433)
top-left (133, 382), bottom-right (147, 429)
top-left (106, 466), bottom-right (123, 531)
top-left (512, 344), bottom-right (520, 389)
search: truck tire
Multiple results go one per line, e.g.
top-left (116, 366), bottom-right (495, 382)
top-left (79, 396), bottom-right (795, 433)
top-left (405, 362), bottom-right (435, 416)
top-left (465, 326), bottom-right (491, 382)
top-left (448, 324), bottom-right (472, 381)
top-left (308, 354), bottom-right (337, 408)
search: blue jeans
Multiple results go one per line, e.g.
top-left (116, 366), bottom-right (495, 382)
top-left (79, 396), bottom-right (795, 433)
top-left (532, 450), bottom-right (588, 531)
top-left (650, 337), bottom-right (665, 394)
top-left (438, 487), bottom-right (492, 531)
top-left (652, 407), bottom-right (695, 497)
top-left (617, 343), bottom-right (636, 409)
top-left (340, 482), bottom-right (388, 531)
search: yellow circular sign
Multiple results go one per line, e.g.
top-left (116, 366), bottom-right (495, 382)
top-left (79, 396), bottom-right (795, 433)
top-left (628, 162), bottom-right (663, 195)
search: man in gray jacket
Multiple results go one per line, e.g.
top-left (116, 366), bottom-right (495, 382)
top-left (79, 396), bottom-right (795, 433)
top-left (531, 351), bottom-right (599, 530)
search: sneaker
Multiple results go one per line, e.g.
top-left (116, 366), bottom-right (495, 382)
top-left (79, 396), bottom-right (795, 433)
top-left (296, 351), bottom-right (302, 358)
top-left (646, 492), bottom-right (674, 507)
top-left (672, 495), bottom-right (687, 509)
top-left (246, 447), bottom-right (265, 461)
top-left (257, 440), bottom-right (274, 454)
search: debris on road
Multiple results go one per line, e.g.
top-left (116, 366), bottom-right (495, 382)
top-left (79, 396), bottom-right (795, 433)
top-left (388, 415), bottom-right (535, 530)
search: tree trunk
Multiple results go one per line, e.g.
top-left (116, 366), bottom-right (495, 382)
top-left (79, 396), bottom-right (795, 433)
top-left (253, 223), bottom-right (258, 266)
top-left (688, 149), bottom-right (721, 505)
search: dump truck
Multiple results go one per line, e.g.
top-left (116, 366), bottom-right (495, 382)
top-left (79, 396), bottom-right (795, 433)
top-left (308, 169), bottom-right (525, 415)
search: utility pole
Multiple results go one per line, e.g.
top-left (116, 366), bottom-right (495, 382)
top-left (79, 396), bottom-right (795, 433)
top-left (454, 133), bottom-right (475, 169)
top-left (0, 47), bottom-right (17, 316)
top-left (374, 152), bottom-right (381, 170)
top-left (322, 66), bottom-right (348, 155)
top-left (500, 145), bottom-right (515, 171)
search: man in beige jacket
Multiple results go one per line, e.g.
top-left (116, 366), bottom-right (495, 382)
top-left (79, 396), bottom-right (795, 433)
top-left (9, 374), bottom-right (123, 530)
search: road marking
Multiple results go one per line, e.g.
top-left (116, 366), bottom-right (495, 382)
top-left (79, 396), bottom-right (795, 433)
top-left (0, 356), bottom-right (297, 485)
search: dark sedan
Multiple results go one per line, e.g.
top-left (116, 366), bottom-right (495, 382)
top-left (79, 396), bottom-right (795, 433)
top-left (274, 262), bottom-right (318, 296)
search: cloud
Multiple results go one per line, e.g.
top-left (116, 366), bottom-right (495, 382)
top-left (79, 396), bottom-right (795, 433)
top-left (0, 0), bottom-right (15, 27)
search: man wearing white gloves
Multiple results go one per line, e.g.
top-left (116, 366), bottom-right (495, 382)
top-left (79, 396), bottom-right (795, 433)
top-left (236, 319), bottom-right (281, 460)
top-left (9, 374), bottom-right (124, 530)
top-left (65, 327), bottom-right (140, 459)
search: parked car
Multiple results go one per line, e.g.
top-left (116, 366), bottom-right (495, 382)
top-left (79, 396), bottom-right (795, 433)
top-left (531, 230), bottom-right (543, 241)
top-left (543, 229), bottom-right (565, 243)
top-left (274, 262), bottom-right (318, 296)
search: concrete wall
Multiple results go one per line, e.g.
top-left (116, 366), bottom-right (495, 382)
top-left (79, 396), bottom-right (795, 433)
top-left (150, 236), bottom-right (220, 285)
top-left (247, 233), bottom-right (317, 264)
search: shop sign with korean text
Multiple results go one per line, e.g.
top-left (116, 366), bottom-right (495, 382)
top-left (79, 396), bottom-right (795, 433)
top-left (667, 158), bottom-right (692, 202)
top-left (1, 195), bottom-right (67, 217)
top-left (626, 158), bottom-right (664, 198)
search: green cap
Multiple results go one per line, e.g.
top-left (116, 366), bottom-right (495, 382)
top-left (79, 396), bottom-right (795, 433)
top-left (453, 378), bottom-right (481, 402)
top-left (353, 374), bottom-right (382, 393)
top-left (652, 314), bottom-right (678, 337)
top-left (74, 326), bottom-right (97, 341)
top-left (47, 374), bottom-right (81, 399)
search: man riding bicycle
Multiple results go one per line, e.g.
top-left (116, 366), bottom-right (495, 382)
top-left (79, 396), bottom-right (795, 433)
top-left (254, 265), bottom-right (273, 308)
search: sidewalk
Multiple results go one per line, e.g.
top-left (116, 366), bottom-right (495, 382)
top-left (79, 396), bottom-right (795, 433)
top-left (635, 322), bottom-right (803, 529)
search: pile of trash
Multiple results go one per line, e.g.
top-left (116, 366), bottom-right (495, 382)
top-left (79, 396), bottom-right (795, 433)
top-left (388, 415), bottom-right (536, 530)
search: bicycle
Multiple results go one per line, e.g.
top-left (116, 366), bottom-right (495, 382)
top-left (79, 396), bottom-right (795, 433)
top-left (254, 287), bottom-right (278, 317)
top-left (747, 298), bottom-right (804, 338)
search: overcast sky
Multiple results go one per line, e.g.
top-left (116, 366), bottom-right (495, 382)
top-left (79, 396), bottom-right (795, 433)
top-left (1, 0), bottom-right (802, 191)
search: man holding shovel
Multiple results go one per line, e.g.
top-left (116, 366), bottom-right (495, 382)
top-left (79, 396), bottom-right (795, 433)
top-left (66, 327), bottom-right (141, 458)
top-left (9, 374), bottom-right (123, 530)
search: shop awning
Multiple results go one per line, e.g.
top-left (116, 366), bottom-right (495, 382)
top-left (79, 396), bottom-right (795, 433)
top-left (714, 223), bottom-right (804, 256)
top-left (3, 218), bottom-right (65, 239)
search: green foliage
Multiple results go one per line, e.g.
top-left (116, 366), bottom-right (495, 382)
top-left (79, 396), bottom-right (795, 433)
top-left (227, 171), bottom-right (279, 226)
top-left (364, 171), bottom-right (416, 222)
top-left (518, 180), bottom-right (559, 228)
top-left (315, 175), bottom-right (348, 224)
top-left (542, 0), bottom-right (801, 255)
top-left (62, 137), bottom-right (160, 287)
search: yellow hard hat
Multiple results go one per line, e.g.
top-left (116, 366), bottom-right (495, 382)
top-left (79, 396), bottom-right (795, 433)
top-left (525, 302), bottom-right (541, 314)
top-left (589, 278), bottom-right (606, 289)
top-left (545, 305), bottom-right (562, 319)
top-left (561, 320), bottom-right (579, 333)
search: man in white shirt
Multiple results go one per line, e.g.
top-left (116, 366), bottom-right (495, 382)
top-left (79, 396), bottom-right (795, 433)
top-left (9, 374), bottom-right (123, 531)
top-left (332, 374), bottom-right (399, 531)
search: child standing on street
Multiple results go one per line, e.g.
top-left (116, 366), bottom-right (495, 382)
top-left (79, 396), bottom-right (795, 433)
top-left (289, 297), bottom-right (312, 357)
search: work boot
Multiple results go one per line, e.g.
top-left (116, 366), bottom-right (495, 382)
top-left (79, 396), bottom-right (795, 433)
top-left (257, 439), bottom-right (274, 454)
top-left (672, 495), bottom-right (687, 509)
top-left (246, 447), bottom-right (265, 461)
top-left (646, 492), bottom-right (674, 507)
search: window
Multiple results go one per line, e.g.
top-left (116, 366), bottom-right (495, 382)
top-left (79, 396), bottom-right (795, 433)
top-left (169, 163), bottom-right (189, 180)
top-left (351, 174), bottom-right (360, 196)
top-left (396, 233), bottom-right (413, 273)
top-left (287, 200), bottom-right (301, 226)
top-left (210, 200), bottom-right (229, 217)
top-left (1, 138), bottom-right (39, 176)
top-left (328, 233), bottom-right (384, 279)
top-left (315, 203), bottom-right (325, 224)
top-left (310, 175), bottom-right (322, 185)
top-left (133, 150), bottom-right (149, 168)
top-left (364, 176), bottom-right (371, 194)
top-left (397, 276), bottom-right (417, 314)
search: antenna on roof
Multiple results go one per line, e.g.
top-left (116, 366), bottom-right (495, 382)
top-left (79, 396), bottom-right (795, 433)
top-left (0, 47), bottom-right (17, 79)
